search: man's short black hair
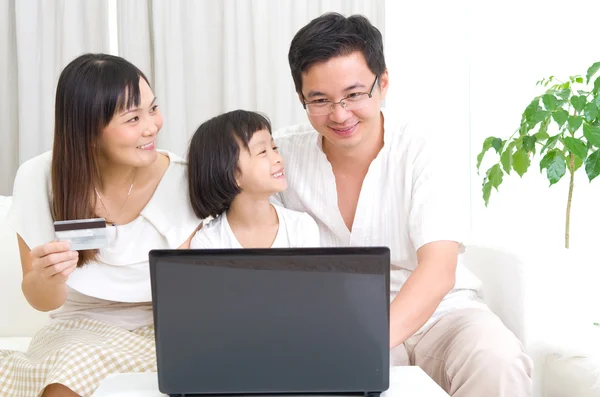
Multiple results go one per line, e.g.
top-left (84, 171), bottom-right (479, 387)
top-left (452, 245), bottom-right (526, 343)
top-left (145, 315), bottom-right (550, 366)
top-left (288, 12), bottom-right (386, 94)
top-left (187, 109), bottom-right (272, 219)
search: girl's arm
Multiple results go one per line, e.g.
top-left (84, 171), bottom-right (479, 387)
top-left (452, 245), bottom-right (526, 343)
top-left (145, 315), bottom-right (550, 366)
top-left (178, 223), bottom-right (203, 249)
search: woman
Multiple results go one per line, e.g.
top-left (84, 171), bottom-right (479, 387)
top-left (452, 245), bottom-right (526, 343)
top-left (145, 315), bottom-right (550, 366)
top-left (0, 53), bottom-right (200, 397)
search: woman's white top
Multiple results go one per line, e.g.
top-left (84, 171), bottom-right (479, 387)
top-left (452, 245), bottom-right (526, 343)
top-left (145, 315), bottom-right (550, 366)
top-left (7, 150), bottom-right (201, 329)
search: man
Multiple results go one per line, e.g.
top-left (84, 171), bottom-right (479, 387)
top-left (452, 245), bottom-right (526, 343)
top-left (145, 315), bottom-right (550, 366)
top-left (274, 12), bottom-right (532, 396)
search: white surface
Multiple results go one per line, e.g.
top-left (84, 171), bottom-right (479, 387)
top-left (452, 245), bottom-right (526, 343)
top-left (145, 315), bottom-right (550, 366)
top-left (0, 337), bottom-right (32, 352)
top-left (92, 366), bottom-right (448, 397)
top-left (461, 243), bottom-right (526, 342)
top-left (461, 241), bottom-right (600, 397)
top-left (544, 355), bottom-right (600, 397)
top-left (384, 0), bottom-right (470, 218)
top-left (0, 195), bottom-right (49, 337)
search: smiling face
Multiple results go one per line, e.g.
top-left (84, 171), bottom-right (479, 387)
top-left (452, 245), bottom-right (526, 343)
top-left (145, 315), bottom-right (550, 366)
top-left (97, 77), bottom-right (163, 168)
top-left (236, 129), bottom-right (287, 198)
top-left (299, 51), bottom-right (388, 154)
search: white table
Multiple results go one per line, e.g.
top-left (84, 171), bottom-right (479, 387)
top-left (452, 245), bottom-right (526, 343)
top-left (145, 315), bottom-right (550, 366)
top-left (92, 366), bottom-right (449, 397)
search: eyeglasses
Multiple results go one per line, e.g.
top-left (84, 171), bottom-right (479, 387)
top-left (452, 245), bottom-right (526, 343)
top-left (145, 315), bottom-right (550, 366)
top-left (302, 76), bottom-right (379, 116)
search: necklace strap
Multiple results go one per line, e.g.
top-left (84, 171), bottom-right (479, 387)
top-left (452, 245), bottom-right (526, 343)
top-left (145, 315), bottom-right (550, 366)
top-left (94, 170), bottom-right (137, 225)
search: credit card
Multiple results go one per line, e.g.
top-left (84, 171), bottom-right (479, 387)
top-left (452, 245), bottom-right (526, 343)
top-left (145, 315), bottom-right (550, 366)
top-left (54, 218), bottom-right (108, 251)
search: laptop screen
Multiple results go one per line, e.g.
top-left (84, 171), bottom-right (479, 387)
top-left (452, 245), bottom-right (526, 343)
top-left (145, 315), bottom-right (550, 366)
top-left (150, 247), bottom-right (390, 396)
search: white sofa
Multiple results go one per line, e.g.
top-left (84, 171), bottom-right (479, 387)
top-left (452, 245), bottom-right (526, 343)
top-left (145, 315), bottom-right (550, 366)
top-left (0, 196), bottom-right (49, 349)
top-left (1, 195), bottom-right (598, 396)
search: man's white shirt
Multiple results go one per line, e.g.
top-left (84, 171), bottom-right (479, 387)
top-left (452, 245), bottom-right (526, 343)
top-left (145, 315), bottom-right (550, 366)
top-left (273, 109), bottom-right (486, 333)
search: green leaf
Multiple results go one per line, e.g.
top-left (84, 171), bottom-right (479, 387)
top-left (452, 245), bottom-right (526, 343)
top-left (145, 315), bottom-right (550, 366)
top-left (540, 150), bottom-right (566, 185)
top-left (594, 76), bottom-right (600, 94)
top-left (595, 94), bottom-right (600, 108)
top-left (568, 116), bottom-right (583, 133)
top-left (531, 110), bottom-right (550, 123)
top-left (477, 137), bottom-right (494, 170)
top-left (519, 120), bottom-right (529, 135)
top-left (491, 137), bottom-right (503, 154)
top-left (571, 95), bottom-right (587, 112)
top-left (501, 142), bottom-right (515, 174)
top-left (586, 61), bottom-right (600, 84)
top-left (557, 88), bottom-right (571, 101)
top-left (513, 149), bottom-right (530, 177)
top-left (576, 76), bottom-right (584, 83)
top-left (542, 134), bottom-right (560, 153)
top-left (534, 130), bottom-right (550, 141)
top-left (538, 116), bottom-right (551, 141)
top-left (574, 155), bottom-right (584, 172)
top-left (584, 103), bottom-right (599, 122)
top-left (482, 180), bottom-right (493, 206)
top-left (583, 123), bottom-right (600, 147)
top-left (585, 149), bottom-right (600, 181)
top-left (542, 94), bottom-right (558, 110)
top-left (540, 149), bottom-right (557, 171)
top-left (547, 155), bottom-right (566, 185)
top-left (552, 109), bottom-right (569, 127)
top-left (560, 81), bottom-right (571, 90)
top-left (524, 99), bottom-right (541, 120)
top-left (522, 135), bottom-right (537, 152)
top-left (523, 100), bottom-right (548, 130)
top-left (562, 137), bottom-right (588, 159)
top-left (487, 164), bottom-right (503, 189)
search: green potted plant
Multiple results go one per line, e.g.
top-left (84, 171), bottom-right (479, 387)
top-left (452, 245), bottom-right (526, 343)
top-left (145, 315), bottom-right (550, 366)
top-left (476, 61), bottom-right (600, 249)
top-left (477, 63), bottom-right (600, 347)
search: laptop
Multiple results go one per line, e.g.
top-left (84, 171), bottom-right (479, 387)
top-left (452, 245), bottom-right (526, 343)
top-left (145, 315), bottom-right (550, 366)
top-left (149, 247), bottom-right (390, 397)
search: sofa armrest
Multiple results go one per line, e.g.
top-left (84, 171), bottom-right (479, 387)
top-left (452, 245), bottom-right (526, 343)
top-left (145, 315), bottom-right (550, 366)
top-left (461, 244), bottom-right (527, 342)
top-left (0, 196), bottom-right (49, 337)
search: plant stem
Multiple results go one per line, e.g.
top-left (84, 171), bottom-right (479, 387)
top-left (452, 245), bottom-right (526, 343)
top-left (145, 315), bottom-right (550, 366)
top-left (565, 153), bottom-right (575, 249)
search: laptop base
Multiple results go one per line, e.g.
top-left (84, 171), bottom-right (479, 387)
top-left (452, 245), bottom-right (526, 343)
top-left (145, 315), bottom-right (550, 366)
top-left (168, 393), bottom-right (382, 397)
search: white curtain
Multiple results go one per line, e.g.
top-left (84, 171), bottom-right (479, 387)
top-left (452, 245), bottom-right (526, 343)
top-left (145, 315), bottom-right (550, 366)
top-left (0, 0), bottom-right (383, 194)
top-left (0, 0), bottom-right (110, 195)
top-left (0, 1), bottom-right (18, 196)
top-left (117, 0), bottom-right (385, 158)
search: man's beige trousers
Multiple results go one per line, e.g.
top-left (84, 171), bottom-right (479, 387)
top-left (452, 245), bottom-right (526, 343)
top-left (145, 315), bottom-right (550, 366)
top-left (392, 308), bottom-right (533, 396)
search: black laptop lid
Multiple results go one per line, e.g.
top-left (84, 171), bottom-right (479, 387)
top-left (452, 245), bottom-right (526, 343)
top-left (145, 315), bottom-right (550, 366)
top-left (150, 247), bottom-right (390, 396)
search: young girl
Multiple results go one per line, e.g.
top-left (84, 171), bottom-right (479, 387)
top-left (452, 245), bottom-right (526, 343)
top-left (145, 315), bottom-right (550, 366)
top-left (1, 54), bottom-right (200, 397)
top-left (187, 110), bottom-right (319, 249)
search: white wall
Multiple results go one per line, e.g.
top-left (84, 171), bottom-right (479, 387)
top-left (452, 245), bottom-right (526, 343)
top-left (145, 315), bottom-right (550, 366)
top-left (469, 0), bottom-right (600, 250)
top-left (385, 0), bottom-right (600, 251)
top-left (384, 0), bottom-right (471, 226)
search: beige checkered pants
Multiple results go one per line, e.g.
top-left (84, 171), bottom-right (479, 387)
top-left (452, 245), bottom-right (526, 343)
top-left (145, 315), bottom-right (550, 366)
top-left (0, 318), bottom-right (156, 397)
